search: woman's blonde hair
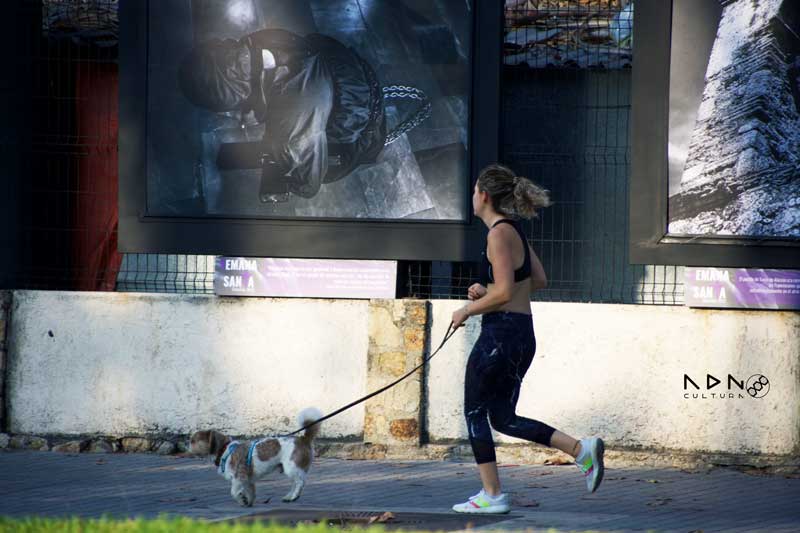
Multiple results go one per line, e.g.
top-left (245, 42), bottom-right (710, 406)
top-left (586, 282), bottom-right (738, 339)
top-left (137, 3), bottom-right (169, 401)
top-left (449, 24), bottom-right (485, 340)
top-left (476, 163), bottom-right (552, 219)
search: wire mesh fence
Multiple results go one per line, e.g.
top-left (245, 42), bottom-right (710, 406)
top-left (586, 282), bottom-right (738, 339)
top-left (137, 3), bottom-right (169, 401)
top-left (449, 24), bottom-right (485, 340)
top-left (2, 0), bottom-right (683, 304)
top-left (500, 0), bottom-right (681, 305)
top-left (406, 0), bottom-right (681, 304)
top-left (2, 0), bottom-right (120, 291)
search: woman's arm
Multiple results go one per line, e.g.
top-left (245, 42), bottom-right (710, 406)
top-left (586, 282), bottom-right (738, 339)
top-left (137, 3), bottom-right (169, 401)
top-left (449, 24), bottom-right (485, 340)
top-left (529, 243), bottom-right (547, 292)
top-left (452, 227), bottom-right (515, 327)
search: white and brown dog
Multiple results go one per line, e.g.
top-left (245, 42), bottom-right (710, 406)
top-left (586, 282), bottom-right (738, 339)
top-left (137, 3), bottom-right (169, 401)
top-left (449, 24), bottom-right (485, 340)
top-left (189, 407), bottom-right (322, 507)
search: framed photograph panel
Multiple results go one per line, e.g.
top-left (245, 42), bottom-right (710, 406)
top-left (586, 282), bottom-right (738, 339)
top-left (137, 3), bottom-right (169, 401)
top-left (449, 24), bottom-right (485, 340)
top-left (120, 0), bottom-right (502, 260)
top-left (630, 0), bottom-right (800, 268)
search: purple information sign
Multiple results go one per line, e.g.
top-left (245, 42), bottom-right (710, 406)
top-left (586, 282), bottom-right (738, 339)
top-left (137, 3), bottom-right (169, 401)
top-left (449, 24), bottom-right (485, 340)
top-left (214, 258), bottom-right (397, 299)
top-left (685, 268), bottom-right (800, 310)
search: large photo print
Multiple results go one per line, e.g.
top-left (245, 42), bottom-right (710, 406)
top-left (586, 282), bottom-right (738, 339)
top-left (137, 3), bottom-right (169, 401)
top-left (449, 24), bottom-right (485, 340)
top-left (146, 0), bottom-right (472, 221)
top-left (667, 0), bottom-right (800, 239)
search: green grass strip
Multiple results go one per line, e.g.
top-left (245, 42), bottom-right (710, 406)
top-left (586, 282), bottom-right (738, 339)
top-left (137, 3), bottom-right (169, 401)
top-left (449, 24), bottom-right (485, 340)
top-left (0, 516), bottom-right (657, 533)
top-left (0, 516), bottom-right (389, 533)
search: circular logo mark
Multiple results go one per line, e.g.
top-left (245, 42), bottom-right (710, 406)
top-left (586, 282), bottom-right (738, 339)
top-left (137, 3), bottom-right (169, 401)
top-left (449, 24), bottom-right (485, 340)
top-left (746, 374), bottom-right (770, 398)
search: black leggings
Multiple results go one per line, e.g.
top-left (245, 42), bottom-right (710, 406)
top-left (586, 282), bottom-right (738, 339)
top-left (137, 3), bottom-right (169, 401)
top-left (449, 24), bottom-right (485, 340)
top-left (464, 311), bottom-right (556, 464)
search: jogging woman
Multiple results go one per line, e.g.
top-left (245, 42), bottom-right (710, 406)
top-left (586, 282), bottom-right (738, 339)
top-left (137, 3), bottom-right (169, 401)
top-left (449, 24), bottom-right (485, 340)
top-left (450, 164), bottom-right (604, 514)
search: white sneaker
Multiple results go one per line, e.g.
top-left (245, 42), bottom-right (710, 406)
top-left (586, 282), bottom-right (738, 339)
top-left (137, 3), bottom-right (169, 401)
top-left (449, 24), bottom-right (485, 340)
top-left (575, 437), bottom-right (605, 493)
top-left (452, 489), bottom-right (511, 514)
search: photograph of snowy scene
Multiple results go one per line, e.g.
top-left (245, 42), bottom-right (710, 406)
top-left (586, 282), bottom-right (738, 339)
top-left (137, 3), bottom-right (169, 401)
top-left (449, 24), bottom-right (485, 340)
top-left (668, 0), bottom-right (800, 238)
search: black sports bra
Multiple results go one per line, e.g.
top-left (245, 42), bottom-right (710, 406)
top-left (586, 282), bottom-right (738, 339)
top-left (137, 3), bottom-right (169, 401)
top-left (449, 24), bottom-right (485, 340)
top-left (478, 219), bottom-right (532, 285)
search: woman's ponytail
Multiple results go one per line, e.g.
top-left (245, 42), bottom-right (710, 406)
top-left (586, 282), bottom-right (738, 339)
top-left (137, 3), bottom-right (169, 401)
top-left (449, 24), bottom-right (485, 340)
top-left (477, 164), bottom-right (552, 219)
top-left (512, 176), bottom-right (552, 219)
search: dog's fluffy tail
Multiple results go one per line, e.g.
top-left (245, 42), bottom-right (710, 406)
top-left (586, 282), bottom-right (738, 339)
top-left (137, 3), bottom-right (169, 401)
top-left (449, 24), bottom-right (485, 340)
top-left (297, 407), bottom-right (323, 444)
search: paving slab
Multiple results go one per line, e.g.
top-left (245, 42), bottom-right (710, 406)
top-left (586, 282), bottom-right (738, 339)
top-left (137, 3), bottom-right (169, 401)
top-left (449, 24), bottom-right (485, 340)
top-left (0, 450), bottom-right (798, 532)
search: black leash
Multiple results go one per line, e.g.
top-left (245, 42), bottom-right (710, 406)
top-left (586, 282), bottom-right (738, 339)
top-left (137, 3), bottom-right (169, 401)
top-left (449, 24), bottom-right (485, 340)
top-left (281, 321), bottom-right (458, 437)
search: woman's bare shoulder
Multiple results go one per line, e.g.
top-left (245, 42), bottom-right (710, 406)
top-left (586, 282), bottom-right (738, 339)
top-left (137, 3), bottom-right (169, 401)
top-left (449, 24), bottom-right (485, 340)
top-left (486, 225), bottom-right (518, 262)
top-left (487, 223), bottom-right (517, 241)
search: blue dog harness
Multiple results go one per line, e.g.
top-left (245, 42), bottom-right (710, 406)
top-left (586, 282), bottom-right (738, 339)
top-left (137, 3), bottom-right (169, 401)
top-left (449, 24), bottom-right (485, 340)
top-left (246, 439), bottom-right (265, 466)
top-left (217, 441), bottom-right (240, 474)
top-left (219, 439), bottom-right (266, 474)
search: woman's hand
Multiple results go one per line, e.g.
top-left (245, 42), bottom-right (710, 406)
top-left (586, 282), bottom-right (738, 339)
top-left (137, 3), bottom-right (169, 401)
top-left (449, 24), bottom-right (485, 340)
top-left (451, 305), bottom-right (471, 329)
top-left (467, 283), bottom-right (487, 301)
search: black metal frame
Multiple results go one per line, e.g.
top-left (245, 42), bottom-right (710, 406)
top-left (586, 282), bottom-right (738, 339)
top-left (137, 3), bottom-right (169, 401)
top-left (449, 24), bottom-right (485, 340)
top-left (119, 0), bottom-right (502, 261)
top-left (629, 0), bottom-right (800, 268)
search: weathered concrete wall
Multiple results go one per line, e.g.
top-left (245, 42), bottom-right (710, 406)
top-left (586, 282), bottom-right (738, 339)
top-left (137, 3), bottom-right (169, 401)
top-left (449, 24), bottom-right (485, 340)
top-left (428, 301), bottom-right (800, 456)
top-left (3, 291), bottom-right (799, 462)
top-left (6, 291), bottom-right (369, 437)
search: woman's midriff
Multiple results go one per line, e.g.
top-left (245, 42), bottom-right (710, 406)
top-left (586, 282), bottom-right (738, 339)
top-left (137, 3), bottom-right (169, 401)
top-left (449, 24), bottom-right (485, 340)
top-left (487, 278), bottom-right (532, 315)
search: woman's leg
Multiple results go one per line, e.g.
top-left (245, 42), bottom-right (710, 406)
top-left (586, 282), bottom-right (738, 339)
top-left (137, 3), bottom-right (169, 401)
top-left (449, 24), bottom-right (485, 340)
top-left (485, 349), bottom-right (583, 458)
top-left (485, 321), bottom-right (604, 493)
top-left (463, 330), bottom-right (504, 496)
top-left (476, 463), bottom-right (502, 496)
top-left (455, 335), bottom-right (512, 513)
top-left (485, 326), bottom-right (558, 450)
top-left (550, 430), bottom-right (582, 457)
top-left (486, 384), bottom-right (558, 450)
top-left (488, 398), bottom-right (583, 456)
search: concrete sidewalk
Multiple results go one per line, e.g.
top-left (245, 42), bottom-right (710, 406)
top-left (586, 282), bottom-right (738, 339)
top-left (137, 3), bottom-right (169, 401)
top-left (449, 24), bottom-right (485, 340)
top-left (0, 450), bottom-right (798, 532)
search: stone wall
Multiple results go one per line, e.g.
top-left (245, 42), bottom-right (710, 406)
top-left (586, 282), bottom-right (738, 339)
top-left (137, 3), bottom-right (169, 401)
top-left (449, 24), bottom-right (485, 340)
top-left (364, 300), bottom-right (428, 447)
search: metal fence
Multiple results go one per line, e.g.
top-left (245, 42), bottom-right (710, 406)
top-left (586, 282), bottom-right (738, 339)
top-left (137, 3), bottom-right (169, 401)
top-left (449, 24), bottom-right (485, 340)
top-left (499, 0), bottom-right (681, 304)
top-left (1, 1), bottom-right (120, 292)
top-left (3, 0), bottom-right (683, 304)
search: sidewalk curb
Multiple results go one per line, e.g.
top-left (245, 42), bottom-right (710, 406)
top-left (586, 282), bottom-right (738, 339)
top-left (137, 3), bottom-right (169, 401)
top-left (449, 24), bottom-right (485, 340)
top-left (2, 432), bottom-right (798, 476)
top-left (313, 442), bottom-right (800, 474)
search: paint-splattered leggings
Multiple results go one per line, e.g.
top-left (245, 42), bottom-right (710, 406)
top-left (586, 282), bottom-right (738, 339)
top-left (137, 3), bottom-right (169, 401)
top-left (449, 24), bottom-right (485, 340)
top-left (464, 311), bottom-right (556, 464)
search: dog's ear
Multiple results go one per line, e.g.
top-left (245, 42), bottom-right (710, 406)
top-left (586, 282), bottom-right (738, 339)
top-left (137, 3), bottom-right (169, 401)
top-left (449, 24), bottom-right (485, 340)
top-left (190, 430), bottom-right (206, 445)
top-left (209, 431), bottom-right (229, 456)
top-left (211, 431), bottom-right (232, 467)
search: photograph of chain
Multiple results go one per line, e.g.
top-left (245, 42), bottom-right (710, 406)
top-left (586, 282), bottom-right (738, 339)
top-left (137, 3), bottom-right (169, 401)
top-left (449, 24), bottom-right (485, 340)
top-left (382, 85), bottom-right (433, 146)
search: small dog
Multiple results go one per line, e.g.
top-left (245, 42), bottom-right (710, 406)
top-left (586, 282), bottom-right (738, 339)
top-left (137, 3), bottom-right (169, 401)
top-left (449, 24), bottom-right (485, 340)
top-left (189, 407), bottom-right (322, 507)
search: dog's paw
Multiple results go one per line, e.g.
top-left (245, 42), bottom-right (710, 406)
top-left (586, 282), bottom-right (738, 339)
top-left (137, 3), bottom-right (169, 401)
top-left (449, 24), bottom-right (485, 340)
top-left (235, 493), bottom-right (254, 507)
top-left (282, 494), bottom-right (299, 502)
